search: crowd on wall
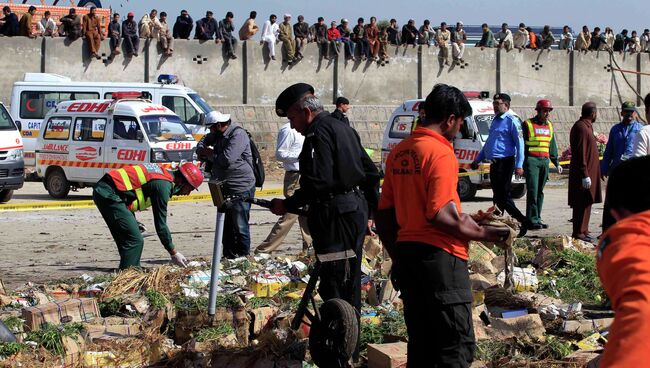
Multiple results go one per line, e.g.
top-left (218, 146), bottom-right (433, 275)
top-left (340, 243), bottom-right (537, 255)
top-left (2, 6), bottom-right (650, 64)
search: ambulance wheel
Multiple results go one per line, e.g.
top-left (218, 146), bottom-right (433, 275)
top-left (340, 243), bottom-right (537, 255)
top-left (457, 176), bottom-right (477, 201)
top-left (45, 168), bottom-right (70, 199)
top-left (0, 189), bottom-right (13, 203)
top-left (309, 298), bottom-right (358, 368)
top-left (511, 184), bottom-right (526, 199)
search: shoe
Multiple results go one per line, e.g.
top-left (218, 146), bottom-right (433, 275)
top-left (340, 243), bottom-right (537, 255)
top-left (271, 56), bottom-right (276, 60)
top-left (539, 222), bottom-right (549, 229)
top-left (575, 235), bottom-right (596, 243)
top-left (230, 54), bottom-right (237, 60)
top-left (517, 223), bottom-right (528, 237)
top-left (530, 223), bottom-right (544, 230)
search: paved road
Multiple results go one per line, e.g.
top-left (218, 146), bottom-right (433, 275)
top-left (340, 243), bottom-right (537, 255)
top-left (0, 180), bottom-right (605, 290)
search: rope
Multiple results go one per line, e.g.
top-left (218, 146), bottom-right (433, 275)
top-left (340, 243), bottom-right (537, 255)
top-left (604, 47), bottom-right (648, 123)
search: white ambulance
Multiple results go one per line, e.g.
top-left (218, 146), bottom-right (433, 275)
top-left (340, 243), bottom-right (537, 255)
top-left (0, 102), bottom-right (24, 203)
top-left (35, 93), bottom-right (198, 198)
top-left (11, 73), bottom-right (213, 167)
top-left (381, 94), bottom-right (526, 201)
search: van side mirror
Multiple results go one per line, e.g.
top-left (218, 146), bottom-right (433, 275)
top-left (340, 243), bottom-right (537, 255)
top-left (136, 130), bottom-right (144, 143)
top-left (199, 113), bottom-right (206, 126)
top-left (15, 121), bottom-right (21, 132)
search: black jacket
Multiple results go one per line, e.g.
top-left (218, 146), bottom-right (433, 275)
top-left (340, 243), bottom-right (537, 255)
top-left (0, 13), bottom-right (19, 36)
top-left (331, 109), bottom-right (350, 126)
top-left (173, 15), bottom-right (193, 39)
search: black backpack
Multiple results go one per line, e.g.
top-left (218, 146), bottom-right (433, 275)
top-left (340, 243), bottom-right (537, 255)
top-left (238, 127), bottom-right (265, 188)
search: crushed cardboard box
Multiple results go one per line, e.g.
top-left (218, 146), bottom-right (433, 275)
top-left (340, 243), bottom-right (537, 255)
top-left (22, 298), bottom-right (100, 331)
top-left (367, 342), bottom-right (408, 368)
top-left (487, 314), bottom-right (546, 342)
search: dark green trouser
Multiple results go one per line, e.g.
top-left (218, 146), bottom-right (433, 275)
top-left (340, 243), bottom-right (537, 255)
top-left (524, 156), bottom-right (550, 225)
top-left (92, 180), bottom-right (143, 269)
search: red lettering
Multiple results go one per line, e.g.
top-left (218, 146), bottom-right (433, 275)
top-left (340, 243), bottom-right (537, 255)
top-left (165, 142), bottom-right (192, 150)
top-left (67, 102), bottom-right (109, 113)
top-left (67, 102), bottom-right (81, 112)
top-left (117, 149), bottom-right (147, 161)
top-left (141, 105), bottom-right (168, 113)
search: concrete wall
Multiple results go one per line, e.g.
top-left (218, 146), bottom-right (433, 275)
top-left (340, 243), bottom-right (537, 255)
top-left (501, 49), bottom-right (570, 105)
top-left (421, 47), bottom-right (497, 97)
top-left (338, 45), bottom-right (419, 105)
top-left (0, 38), bottom-right (42, 104)
top-left (43, 37), bottom-right (148, 83)
top-left (573, 50), bottom-right (639, 106)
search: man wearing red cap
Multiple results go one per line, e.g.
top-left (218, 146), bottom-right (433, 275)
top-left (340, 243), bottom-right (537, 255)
top-left (93, 162), bottom-right (203, 269)
top-left (122, 12), bottom-right (140, 57)
top-left (522, 99), bottom-right (561, 230)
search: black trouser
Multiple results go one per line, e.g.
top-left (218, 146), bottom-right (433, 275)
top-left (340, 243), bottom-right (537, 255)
top-left (392, 242), bottom-right (475, 368)
top-left (308, 192), bottom-right (368, 309)
top-left (601, 195), bottom-right (615, 233)
top-left (489, 156), bottom-right (526, 223)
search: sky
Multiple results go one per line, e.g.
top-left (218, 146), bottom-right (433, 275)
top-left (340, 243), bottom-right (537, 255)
top-left (96, 0), bottom-right (648, 33)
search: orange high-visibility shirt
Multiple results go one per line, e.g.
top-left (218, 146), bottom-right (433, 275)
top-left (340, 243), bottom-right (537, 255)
top-left (597, 210), bottom-right (650, 367)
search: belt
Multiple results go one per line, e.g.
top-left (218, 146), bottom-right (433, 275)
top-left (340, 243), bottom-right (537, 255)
top-left (286, 170), bottom-right (300, 173)
top-left (314, 187), bottom-right (359, 204)
top-left (317, 249), bottom-right (357, 262)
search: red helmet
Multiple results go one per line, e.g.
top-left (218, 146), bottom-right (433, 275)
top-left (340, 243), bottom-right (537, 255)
top-left (536, 99), bottom-right (553, 111)
top-left (179, 162), bottom-right (204, 190)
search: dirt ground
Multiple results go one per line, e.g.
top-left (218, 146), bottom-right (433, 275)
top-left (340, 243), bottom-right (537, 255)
top-left (0, 178), bottom-right (605, 290)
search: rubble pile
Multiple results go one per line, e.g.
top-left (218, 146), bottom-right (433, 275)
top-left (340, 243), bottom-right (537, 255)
top-left (0, 232), bottom-right (610, 367)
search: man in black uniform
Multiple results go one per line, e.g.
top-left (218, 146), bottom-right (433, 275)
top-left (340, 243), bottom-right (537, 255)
top-left (270, 83), bottom-right (379, 316)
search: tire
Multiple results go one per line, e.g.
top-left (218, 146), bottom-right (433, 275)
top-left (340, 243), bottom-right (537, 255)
top-left (0, 189), bottom-right (13, 203)
top-left (457, 176), bottom-right (477, 201)
top-left (309, 299), bottom-right (359, 368)
top-left (45, 168), bottom-right (70, 199)
top-left (511, 183), bottom-right (526, 199)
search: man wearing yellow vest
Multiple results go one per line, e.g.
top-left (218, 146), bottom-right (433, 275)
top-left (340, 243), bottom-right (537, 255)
top-left (522, 99), bottom-right (562, 230)
top-left (92, 162), bottom-right (204, 269)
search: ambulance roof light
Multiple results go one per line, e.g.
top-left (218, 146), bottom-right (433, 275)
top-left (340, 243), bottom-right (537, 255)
top-left (157, 74), bottom-right (179, 84)
top-left (112, 91), bottom-right (143, 100)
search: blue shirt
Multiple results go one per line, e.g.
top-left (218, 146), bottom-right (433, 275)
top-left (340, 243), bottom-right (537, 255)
top-left (476, 111), bottom-right (525, 168)
top-left (601, 121), bottom-right (642, 175)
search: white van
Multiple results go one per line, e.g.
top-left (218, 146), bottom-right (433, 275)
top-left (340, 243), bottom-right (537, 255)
top-left (381, 95), bottom-right (526, 201)
top-left (35, 93), bottom-right (198, 198)
top-left (11, 73), bottom-right (212, 167)
top-left (0, 102), bottom-right (24, 203)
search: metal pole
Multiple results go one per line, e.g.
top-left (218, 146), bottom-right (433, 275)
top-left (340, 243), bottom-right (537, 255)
top-left (207, 210), bottom-right (225, 316)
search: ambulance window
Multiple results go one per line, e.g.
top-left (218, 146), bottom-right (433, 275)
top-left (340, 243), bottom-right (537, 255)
top-left (20, 91), bottom-right (99, 119)
top-left (459, 117), bottom-right (472, 139)
top-left (161, 96), bottom-right (200, 125)
top-left (389, 115), bottom-right (415, 139)
top-left (73, 117), bottom-right (106, 141)
top-left (475, 114), bottom-right (495, 141)
top-left (43, 117), bottom-right (72, 140)
top-left (0, 105), bottom-right (14, 130)
top-left (113, 116), bottom-right (141, 140)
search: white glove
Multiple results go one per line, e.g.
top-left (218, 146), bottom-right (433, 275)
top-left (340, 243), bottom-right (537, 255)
top-left (582, 177), bottom-right (592, 190)
top-left (557, 165), bottom-right (563, 174)
top-left (171, 251), bottom-right (188, 267)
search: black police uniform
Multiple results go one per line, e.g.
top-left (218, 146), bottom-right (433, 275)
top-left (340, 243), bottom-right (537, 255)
top-left (330, 109), bottom-right (351, 126)
top-left (284, 111), bottom-right (380, 308)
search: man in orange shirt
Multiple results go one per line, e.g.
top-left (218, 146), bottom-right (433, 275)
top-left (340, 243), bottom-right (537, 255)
top-left (377, 84), bottom-right (510, 367)
top-left (597, 156), bottom-right (650, 368)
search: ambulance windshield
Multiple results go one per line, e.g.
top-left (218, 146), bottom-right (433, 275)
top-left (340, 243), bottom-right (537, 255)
top-left (474, 114), bottom-right (495, 142)
top-left (140, 115), bottom-right (194, 142)
top-left (189, 93), bottom-right (213, 113)
top-left (0, 105), bottom-right (15, 130)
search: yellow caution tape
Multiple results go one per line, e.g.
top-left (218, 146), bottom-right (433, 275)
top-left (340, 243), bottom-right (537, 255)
top-left (0, 187), bottom-right (283, 213)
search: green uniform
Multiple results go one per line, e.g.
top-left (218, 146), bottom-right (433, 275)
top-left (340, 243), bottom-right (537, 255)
top-left (93, 177), bottom-right (175, 269)
top-left (522, 117), bottom-right (559, 225)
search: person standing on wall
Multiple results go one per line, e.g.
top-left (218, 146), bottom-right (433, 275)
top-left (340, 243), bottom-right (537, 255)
top-left (377, 84), bottom-right (511, 367)
top-left (471, 93), bottom-right (530, 236)
top-left (83, 7), bottom-right (104, 60)
top-left (568, 102), bottom-right (602, 243)
top-left (600, 101), bottom-right (643, 233)
top-left (256, 122), bottom-right (312, 254)
top-left (269, 82), bottom-right (380, 337)
top-left (93, 162), bottom-right (203, 269)
top-left (522, 99), bottom-right (562, 230)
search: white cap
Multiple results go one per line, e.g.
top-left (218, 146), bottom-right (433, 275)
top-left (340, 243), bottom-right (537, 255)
top-left (284, 13), bottom-right (291, 18)
top-left (457, 21), bottom-right (464, 26)
top-left (205, 111), bottom-right (231, 125)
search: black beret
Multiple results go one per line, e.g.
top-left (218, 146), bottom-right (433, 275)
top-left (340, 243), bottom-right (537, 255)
top-left (493, 93), bottom-right (511, 103)
top-left (275, 83), bottom-right (315, 117)
top-left (335, 96), bottom-right (350, 105)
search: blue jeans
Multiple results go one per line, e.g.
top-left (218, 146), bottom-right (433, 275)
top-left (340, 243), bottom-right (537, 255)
top-left (222, 186), bottom-right (255, 259)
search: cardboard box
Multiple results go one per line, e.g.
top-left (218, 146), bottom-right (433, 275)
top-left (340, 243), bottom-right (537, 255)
top-left (487, 314), bottom-right (546, 342)
top-left (249, 274), bottom-right (291, 297)
top-left (367, 342), bottom-right (408, 368)
top-left (562, 318), bottom-right (614, 334)
top-left (22, 298), bottom-right (100, 331)
top-left (250, 307), bottom-right (279, 335)
top-left (63, 334), bottom-right (86, 367)
top-left (82, 317), bottom-right (143, 340)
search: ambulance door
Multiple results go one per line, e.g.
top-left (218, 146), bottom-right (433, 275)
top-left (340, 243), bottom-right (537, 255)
top-left (69, 116), bottom-right (107, 181)
top-left (104, 115), bottom-right (149, 170)
top-left (160, 95), bottom-right (204, 140)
